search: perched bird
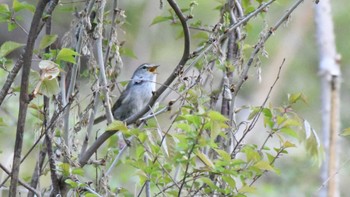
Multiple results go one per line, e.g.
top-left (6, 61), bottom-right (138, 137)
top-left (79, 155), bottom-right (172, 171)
top-left (94, 63), bottom-right (159, 124)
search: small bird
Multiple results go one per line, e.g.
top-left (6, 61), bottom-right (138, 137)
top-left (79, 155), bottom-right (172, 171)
top-left (112, 63), bottom-right (159, 120)
top-left (94, 63), bottom-right (159, 124)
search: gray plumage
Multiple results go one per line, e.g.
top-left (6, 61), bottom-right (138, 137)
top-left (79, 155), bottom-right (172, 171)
top-left (111, 63), bottom-right (158, 121)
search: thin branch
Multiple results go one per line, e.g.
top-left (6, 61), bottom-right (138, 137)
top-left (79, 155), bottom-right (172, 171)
top-left (233, 59), bottom-right (285, 154)
top-left (95, 0), bottom-right (114, 123)
top-left (9, 0), bottom-right (49, 195)
top-left (234, 0), bottom-right (303, 95)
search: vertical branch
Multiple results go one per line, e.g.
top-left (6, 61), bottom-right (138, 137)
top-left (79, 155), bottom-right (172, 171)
top-left (95, 0), bottom-right (113, 123)
top-left (9, 0), bottom-right (49, 195)
top-left (314, 0), bottom-right (341, 196)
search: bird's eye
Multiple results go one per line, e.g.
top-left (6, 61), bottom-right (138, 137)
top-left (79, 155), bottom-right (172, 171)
top-left (142, 66), bottom-right (147, 69)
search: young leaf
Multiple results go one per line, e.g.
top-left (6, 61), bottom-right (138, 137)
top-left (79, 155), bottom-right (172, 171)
top-left (0, 41), bottom-right (25, 57)
top-left (56, 48), bottom-right (79, 64)
top-left (40, 78), bottom-right (59, 97)
top-left (106, 120), bottom-right (128, 132)
top-left (208, 110), bottom-right (228, 122)
top-left (13, 0), bottom-right (35, 12)
top-left (39, 34), bottom-right (58, 50)
top-left (254, 160), bottom-right (276, 172)
top-left (195, 150), bottom-right (214, 169)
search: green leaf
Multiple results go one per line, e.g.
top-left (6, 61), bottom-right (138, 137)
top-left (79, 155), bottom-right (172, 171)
top-left (222, 175), bottom-right (236, 188)
top-left (288, 92), bottom-right (307, 104)
top-left (7, 21), bottom-right (17, 31)
top-left (280, 127), bottom-right (298, 138)
top-left (214, 149), bottom-right (231, 161)
top-left (248, 107), bottom-right (259, 120)
top-left (13, 0), bottom-right (35, 12)
top-left (341, 128), bottom-right (350, 136)
top-left (59, 163), bottom-right (71, 177)
top-left (150, 16), bottom-right (172, 26)
top-left (254, 161), bottom-right (275, 172)
top-left (175, 123), bottom-right (192, 132)
top-left (40, 78), bottom-right (59, 97)
top-left (0, 41), bottom-right (25, 57)
top-left (0, 4), bottom-right (10, 13)
top-left (200, 177), bottom-right (219, 190)
top-left (208, 110), bottom-right (228, 122)
top-left (39, 34), bottom-right (58, 50)
top-left (283, 141), bottom-right (296, 148)
top-left (56, 48), bottom-right (79, 64)
top-left (195, 150), bottom-right (214, 169)
top-left (106, 120), bottom-right (128, 132)
top-left (65, 179), bottom-right (78, 188)
top-left (72, 168), bottom-right (84, 176)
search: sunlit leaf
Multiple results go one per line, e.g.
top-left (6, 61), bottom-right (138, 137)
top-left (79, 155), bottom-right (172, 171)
top-left (106, 120), bottom-right (128, 132)
top-left (195, 150), bottom-right (214, 169)
top-left (65, 179), bottom-right (78, 188)
top-left (208, 110), bottom-right (228, 122)
top-left (222, 175), bottom-right (236, 188)
top-left (283, 141), bottom-right (296, 148)
top-left (0, 4), bottom-right (10, 13)
top-left (13, 0), bottom-right (35, 12)
top-left (0, 41), bottom-right (25, 57)
top-left (72, 168), bottom-right (84, 176)
top-left (56, 48), bottom-right (79, 64)
top-left (254, 160), bottom-right (275, 172)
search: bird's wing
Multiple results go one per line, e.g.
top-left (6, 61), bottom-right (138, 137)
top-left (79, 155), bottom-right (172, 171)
top-left (111, 86), bottom-right (130, 112)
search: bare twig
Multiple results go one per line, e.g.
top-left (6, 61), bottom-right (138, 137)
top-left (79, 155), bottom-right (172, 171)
top-left (234, 0), bottom-right (303, 95)
top-left (95, 0), bottom-right (114, 123)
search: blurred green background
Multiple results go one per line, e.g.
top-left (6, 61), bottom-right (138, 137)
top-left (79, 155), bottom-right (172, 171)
top-left (0, 0), bottom-right (349, 196)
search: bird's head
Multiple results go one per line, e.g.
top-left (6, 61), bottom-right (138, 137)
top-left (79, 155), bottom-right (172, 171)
top-left (133, 63), bottom-right (159, 80)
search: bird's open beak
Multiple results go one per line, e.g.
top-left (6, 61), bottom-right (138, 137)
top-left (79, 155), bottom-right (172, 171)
top-left (148, 65), bottom-right (159, 73)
